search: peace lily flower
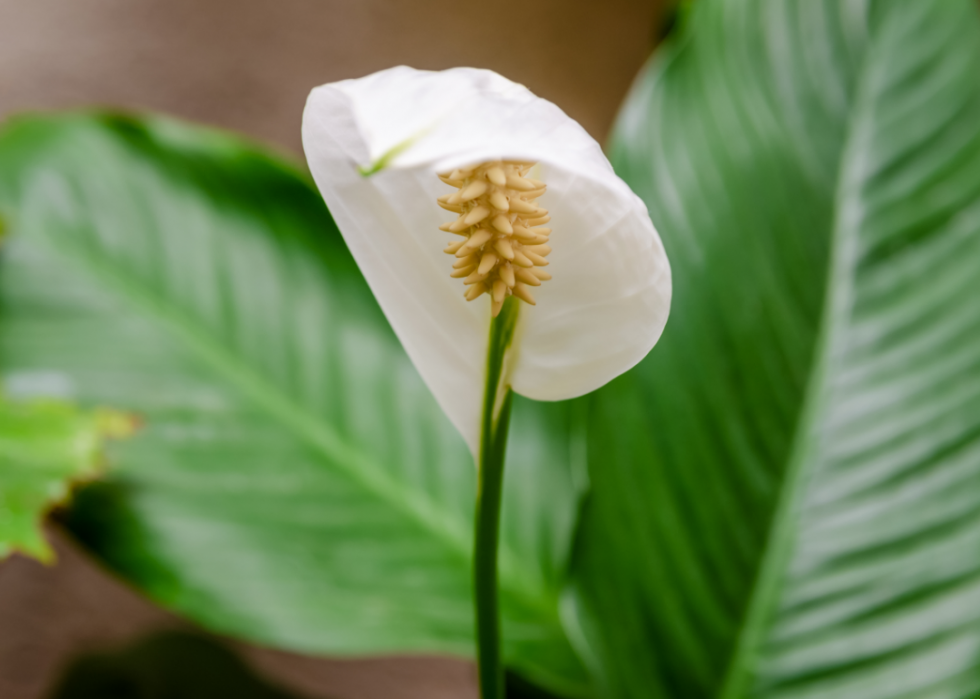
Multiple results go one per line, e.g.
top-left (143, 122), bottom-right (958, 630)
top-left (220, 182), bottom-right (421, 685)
top-left (303, 66), bottom-right (669, 699)
top-left (302, 66), bottom-right (672, 456)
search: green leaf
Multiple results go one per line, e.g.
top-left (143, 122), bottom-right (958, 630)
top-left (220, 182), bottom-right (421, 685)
top-left (569, 0), bottom-right (980, 697)
top-left (0, 396), bottom-right (133, 561)
top-left (0, 113), bottom-right (589, 697)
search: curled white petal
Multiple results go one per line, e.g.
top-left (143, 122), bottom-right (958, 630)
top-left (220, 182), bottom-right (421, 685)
top-left (303, 66), bottom-right (671, 454)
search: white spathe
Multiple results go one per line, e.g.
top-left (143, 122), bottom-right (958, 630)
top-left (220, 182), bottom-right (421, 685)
top-left (302, 66), bottom-right (671, 455)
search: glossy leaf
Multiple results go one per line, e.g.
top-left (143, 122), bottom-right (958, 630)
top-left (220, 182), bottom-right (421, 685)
top-left (569, 0), bottom-right (980, 697)
top-left (0, 397), bottom-right (132, 561)
top-left (0, 113), bottom-right (589, 697)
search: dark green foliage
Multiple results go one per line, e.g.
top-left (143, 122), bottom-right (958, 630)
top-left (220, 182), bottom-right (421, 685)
top-left (49, 632), bottom-right (301, 699)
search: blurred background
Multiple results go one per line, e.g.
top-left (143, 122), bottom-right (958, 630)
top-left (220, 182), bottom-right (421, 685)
top-left (0, 1), bottom-right (666, 697)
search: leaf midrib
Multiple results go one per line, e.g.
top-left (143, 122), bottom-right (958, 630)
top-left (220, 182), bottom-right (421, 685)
top-left (716, 28), bottom-right (876, 699)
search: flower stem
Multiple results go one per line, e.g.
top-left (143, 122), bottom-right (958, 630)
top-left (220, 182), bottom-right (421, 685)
top-left (474, 296), bottom-right (520, 699)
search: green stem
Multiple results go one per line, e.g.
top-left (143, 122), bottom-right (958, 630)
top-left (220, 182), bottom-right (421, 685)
top-left (474, 297), bottom-right (520, 699)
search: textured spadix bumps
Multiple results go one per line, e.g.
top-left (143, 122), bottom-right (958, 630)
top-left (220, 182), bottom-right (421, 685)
top-left (302, 66), bottom-right (671, 453)
top-left (439, 161), bottom-right (552, 316)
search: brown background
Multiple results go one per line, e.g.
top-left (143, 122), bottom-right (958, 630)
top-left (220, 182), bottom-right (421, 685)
top-left (0, 0), bottom-right (664, 152)
top-left (0, 1), bottom-right (665, 697)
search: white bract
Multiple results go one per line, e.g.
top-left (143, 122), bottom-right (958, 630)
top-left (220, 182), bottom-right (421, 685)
top-left (302, 66), bottom-right (671, 454)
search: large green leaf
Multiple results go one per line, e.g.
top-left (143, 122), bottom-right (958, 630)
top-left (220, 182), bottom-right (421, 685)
top-left (0, 396), bottom-right (132, 561)
top-left (0, 113), bottom-right (589, 697)
top-left (568, 0), bottom-right (980, 697)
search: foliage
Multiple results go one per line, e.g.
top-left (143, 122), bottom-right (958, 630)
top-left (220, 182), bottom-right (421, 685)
top-left (49, 631), bottom-right (300, 699)
top-left (570, 0), bottom-right (980, 697)
top-left (0, 396), bottom-right (133, 561)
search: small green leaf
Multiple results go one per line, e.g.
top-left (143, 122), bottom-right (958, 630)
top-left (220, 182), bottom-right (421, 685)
top-left (0, 397), bottom-right (134, 561)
